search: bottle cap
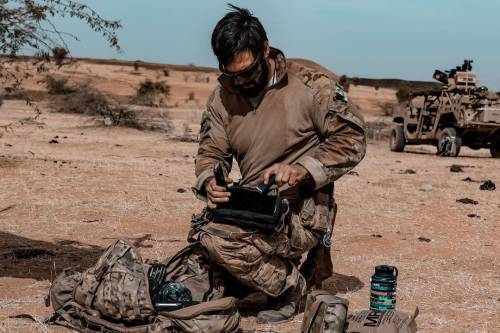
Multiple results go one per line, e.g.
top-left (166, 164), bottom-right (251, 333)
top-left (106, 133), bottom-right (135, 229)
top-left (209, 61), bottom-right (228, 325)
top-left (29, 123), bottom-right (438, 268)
top-left (375, 265), bottom-right (398, 277)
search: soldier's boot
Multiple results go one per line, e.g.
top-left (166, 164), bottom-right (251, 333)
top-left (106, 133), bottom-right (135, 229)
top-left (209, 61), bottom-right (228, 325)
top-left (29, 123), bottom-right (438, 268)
top-left (256, 276), bottom-right (306, 324)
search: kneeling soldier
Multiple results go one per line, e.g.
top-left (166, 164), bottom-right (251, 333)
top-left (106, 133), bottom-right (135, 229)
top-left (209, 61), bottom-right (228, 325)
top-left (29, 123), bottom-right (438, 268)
top-left (191, 4), bottom-right (366, 324)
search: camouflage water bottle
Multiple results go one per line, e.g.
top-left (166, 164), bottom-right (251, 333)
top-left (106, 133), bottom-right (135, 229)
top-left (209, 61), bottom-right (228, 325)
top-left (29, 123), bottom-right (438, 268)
top-left (369, 265), bottom-right (398, 311)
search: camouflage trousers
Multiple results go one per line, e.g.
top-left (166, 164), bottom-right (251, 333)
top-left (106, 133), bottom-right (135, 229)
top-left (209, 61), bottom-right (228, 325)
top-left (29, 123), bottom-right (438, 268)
top-left (199, 213), bottom-right (319, 298)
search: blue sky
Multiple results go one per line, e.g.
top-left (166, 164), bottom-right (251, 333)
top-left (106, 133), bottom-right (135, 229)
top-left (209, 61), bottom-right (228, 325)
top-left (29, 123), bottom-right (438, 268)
top-left (53, 0), bottom-right (500, 89)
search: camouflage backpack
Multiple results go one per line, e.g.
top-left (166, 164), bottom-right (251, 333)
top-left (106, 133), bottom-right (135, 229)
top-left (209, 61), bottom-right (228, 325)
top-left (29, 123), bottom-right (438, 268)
top-left (46, 238), bottom-right (240, 333)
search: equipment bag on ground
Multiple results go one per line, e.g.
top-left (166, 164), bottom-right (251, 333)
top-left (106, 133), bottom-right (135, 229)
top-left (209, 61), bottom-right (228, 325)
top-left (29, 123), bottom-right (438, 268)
top-left (345, 307), bottom-right (418, 333)
top-left (301, 289), bottom-right (418, 333)
top-left (46, 238), bottom-right (240, 333)
top-left (301, 289), bottom-right (349, 333)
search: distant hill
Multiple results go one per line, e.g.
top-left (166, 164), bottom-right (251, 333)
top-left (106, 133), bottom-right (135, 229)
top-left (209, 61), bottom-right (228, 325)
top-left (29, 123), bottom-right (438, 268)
top-left (2, 55), bottom-right (448, 117)
top-left (341, 77), bottom-right (442, 96)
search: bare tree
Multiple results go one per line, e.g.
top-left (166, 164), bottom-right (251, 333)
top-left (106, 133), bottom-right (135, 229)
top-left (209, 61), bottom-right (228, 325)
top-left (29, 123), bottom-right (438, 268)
top-left (0, 0), bottom-right (121, 135)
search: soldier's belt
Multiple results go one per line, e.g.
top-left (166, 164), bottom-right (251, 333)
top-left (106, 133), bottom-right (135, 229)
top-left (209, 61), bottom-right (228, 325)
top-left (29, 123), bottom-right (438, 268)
top-left (211, 177), bottom-right (286, 232)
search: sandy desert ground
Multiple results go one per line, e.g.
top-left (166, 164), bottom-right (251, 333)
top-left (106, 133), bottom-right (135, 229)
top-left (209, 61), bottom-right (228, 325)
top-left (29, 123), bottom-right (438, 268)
top-left (0, 59), bottom-right (499, 333)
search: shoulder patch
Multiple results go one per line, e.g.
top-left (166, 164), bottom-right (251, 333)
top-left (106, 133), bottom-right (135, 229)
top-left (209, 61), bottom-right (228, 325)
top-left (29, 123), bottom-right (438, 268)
top-left (335, 83), bottom-right (348, 103)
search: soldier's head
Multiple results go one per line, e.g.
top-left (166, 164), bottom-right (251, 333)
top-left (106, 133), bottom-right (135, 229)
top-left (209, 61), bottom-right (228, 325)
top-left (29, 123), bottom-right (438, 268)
top-left (212, 4), bottom-right (271, 97)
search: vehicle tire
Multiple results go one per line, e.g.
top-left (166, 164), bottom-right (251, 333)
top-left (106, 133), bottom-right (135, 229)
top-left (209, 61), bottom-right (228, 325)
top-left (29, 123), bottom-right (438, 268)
top-left (390, 126), bottom-right (405, 152)
top-left (438, 127), bottom-right (462, 157)
top-left (490, 137), bottom-right (500, 158)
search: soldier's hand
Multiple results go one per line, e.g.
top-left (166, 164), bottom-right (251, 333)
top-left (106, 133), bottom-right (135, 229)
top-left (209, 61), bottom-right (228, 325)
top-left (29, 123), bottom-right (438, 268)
top-left (205, 177), bottom-right (231, 209)
top-left (263, 163), bottom-right (310, 187)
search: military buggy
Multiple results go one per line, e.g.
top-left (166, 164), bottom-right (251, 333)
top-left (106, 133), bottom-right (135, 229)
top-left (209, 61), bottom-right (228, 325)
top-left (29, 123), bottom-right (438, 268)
top-left (390, 60), bottom-right (500, 158)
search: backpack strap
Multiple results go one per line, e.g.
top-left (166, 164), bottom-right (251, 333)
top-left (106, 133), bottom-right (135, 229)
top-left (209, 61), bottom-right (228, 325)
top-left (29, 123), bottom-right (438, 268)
top-left (94, 239), bottom-right (134, 280)
top-left (50, 300), bottom-right (170, 333)
top-left (158, 297), bottom-right (236, 320)
top-left (44, 301), bottom-right (90, 333)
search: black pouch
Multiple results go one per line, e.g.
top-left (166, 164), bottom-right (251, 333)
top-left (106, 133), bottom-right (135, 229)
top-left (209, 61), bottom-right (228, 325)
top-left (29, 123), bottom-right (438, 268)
top-left (211, 178), bottom-right (286, 232)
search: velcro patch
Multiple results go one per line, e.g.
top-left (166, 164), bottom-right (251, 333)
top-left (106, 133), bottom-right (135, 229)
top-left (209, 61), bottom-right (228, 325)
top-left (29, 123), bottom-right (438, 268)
top-left (335, 83), bottom-right (348, 103)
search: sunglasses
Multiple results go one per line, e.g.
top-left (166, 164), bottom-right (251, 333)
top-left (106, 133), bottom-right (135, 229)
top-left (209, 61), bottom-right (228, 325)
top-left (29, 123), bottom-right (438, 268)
top-left (220, 53), bottom-right (262, 79)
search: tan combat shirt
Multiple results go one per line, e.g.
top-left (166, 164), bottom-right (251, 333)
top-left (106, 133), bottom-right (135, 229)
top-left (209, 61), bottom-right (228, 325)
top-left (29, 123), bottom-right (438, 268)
top-left (193, 48), bottom-right (366, 198)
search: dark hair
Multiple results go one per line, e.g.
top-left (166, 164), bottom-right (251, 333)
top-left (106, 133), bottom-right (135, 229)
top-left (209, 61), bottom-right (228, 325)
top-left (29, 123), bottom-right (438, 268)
top-left (211, 4), bottom-right (268, 69)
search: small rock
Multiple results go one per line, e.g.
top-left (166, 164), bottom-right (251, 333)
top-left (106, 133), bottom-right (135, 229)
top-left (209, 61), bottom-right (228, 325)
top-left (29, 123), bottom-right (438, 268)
top-left (467, 213), bottom-right (480, 218)
top-left (49, 139), bottom-right (59, 144)
top-left (420, 184), bottom-right (433, 192)
top-left (417, 237), bottom-right (431, 242)
top-left (177, 188), bottom-right (186, 193)
top-left (450, 164), bottom-right (464, 172)
top-left (347, 171), bottom-right (359, 176)
top-left (5, 143), bottom-right (12, 147)
top-left (399, 169), bottom-right (416, 174)
top-left (104, 116), bottom-right (114, 126)
top-left (371, 234), bottom-right (382, 238)
top-left (456, 198), bottom-right (479, 205)
top-left (479, 180), bottom-right (496, 191)
top-left (81, 219), bottom-right (102, 223)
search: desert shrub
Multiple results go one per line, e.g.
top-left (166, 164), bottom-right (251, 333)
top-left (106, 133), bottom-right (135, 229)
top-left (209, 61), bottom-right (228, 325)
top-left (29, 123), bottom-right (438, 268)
top-left (44, 75), bottom-right (75, 94)
top-left (183, 121), bottom-right (192, 134)
top-left (187, 91), bottom-right (196, 101)
top-left (133, 80), bottom-right (170, 107)
top-left (379, 102), bottom-right (397, 117)
top-left (133, 61), bottom-right (140, 71)
top-left (51, 83), bottom-right (137, 127)
top-left (137, 80), bottom-right (169, 95)
top-left (178, 121), bottom-right (197, 142)
top-left (193, 73), bottom-right (210, 83)
top-left (163, 69), bottom-right (170, 77)
top-left (396, 84), bottom-right (411, 103)
top-left (52, 47), bottom-right (68, 66)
